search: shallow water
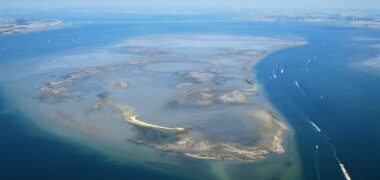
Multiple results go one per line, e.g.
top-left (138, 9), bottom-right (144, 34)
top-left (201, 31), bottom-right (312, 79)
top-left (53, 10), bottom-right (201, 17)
top-left (0, 12), bottom-right (379, 180)
top-left (0, 33), bottom-right (303, 179)
top-left (143, 61), bottom-right (208, 72)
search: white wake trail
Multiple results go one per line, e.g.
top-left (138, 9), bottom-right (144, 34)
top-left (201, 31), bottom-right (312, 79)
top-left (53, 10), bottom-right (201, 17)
top-left (315, 145), bottom-right (321, 180)
top-left (306, 118), bottom-right (322, 132)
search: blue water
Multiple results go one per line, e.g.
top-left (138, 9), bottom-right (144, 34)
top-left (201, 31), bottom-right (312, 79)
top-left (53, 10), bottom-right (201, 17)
top-left (0, 112), bottom-right (178, 180)
top-left (255, 25), bottom-right (380, 180)
top-left (1, 13), bottom-right (379, 179)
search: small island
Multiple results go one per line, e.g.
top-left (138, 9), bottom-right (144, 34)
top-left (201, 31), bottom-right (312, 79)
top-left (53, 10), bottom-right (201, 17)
top-left (0, 19), bottom-right (63, 35)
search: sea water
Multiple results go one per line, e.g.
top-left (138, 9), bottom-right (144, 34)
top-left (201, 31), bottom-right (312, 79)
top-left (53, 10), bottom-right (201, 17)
top-left (1, 12), bottom-right (379, 180)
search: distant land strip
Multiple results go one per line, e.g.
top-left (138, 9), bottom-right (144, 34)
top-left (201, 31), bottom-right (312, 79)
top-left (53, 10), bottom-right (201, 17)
top-left (66, 19), bottom-right (272, 24)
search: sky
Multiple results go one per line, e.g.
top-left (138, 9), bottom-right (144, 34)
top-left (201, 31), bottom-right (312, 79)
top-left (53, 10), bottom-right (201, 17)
top-left (1, 0), bottom-right (379, 10)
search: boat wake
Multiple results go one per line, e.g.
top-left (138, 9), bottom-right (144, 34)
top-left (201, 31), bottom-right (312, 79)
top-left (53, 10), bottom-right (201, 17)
top-left (305, 58), bottom-right (312, 71)
top-left (304, 116), bottom-right (351, 180)
top-left (270, 64), bottom-right (285, 79)
top-left (306, 118), bottom-right (322, 132)
top-left (272, 70), bottom-right (277, 79)
top-left (331, 143), bottom-right (352, 180)
top-left (315, 145), bottom-right (321, 180)
top-left (294, 80), bottom-right (301, 89)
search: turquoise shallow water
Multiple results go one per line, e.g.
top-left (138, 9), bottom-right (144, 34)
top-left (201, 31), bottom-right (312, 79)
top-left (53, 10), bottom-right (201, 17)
top-left (0, 12), bottom-right (379, 179)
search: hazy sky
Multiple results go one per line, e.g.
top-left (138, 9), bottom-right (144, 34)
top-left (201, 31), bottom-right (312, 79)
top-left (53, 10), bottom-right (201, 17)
top-left (1, 0), bottom-right (379, 10)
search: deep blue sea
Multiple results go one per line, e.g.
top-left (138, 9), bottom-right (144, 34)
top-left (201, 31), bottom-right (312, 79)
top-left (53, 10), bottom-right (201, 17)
top-left (0, 12), bottom-right (379, 179)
